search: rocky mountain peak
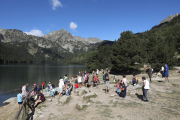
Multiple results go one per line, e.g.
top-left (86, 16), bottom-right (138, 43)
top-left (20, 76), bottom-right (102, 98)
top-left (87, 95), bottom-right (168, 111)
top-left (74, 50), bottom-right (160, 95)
top-left (158, 13), bottom-right (179, 25)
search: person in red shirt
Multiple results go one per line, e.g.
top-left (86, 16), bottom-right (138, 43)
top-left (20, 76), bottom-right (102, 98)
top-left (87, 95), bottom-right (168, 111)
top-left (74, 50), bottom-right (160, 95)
top-left (74, 81), bottom-right (79, 89)
top-left (41, 81), bottom-right (46, 93)
top-left (93, 74), bottom-right (99, 87)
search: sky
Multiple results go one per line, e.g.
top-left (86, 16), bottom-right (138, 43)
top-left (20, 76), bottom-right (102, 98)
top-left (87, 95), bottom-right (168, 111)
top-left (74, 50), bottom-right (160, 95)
top-left (0, 0), bottom-right (180, 41)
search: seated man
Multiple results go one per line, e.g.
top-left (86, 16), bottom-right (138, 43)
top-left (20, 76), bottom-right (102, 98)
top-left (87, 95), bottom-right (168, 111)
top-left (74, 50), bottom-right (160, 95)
top-left (74, 81), bottom-right (79, 89)
top-left (132, 74), bottom-right (138, 85)
top-left (33, 91), bottom-right (45, 108)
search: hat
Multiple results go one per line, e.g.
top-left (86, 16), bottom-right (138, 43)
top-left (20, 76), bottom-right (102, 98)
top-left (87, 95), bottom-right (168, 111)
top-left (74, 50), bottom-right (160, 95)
top-left (34, 84), bottom-right (36, 86)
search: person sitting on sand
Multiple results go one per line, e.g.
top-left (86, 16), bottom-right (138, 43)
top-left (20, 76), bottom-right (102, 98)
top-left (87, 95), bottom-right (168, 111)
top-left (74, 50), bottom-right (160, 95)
top-left (74, 81), bottom-right (79, 89)
top-left (33, 91), bottom-right (45, 108)
top-left (37, 85), bottom-right (42, 92)
top-left (132, 74), bottom-right (138, 85)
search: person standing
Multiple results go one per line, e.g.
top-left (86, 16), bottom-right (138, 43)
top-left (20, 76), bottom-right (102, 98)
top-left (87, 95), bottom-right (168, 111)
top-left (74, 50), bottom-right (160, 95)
top-left (59, 77), bottom-right (64, 97)
top-left (17, 90), bottom-right (24, 111)
top-left (41, 81), bottom-right (46, 93)
top-left (164, 64), bottom-right (169, 83)
top-left (142, 76), bottom-right (149, 102)
top-left (121, 75), bottom-right (127, 99)
top-left (161, 66), bottom-right (164, 78)
top-left (148, 66), bottom-right (153, 83)
top-left (22, 83), bottom-right (28, 98)
top-left (105, 70), bottom-right (110, 93)
top-left (78, 74), bottom-right (82, 88)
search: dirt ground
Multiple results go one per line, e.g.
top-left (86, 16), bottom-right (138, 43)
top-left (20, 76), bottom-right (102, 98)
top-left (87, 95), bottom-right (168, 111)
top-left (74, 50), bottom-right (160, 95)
top-left (1, 69), bottom-right (180, 120)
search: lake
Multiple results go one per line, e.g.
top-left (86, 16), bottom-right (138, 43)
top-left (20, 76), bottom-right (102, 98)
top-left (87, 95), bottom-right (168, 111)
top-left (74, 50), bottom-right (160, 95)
top-left (0, 64), bottom-right (88, 106)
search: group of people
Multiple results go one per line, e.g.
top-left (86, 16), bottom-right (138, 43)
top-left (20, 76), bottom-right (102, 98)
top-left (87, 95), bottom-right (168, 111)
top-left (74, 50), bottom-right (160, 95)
top-left (148, 64), bottom-right (169, 83)
top-left (58, 74), bottom-right (73, 98)
top-left (17, 83), bottom-right (46, 111)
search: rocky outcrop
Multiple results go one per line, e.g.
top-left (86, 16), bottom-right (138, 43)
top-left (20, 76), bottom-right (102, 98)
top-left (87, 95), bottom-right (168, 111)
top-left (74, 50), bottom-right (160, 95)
top-left (158, 13), bottom-right (179, 25)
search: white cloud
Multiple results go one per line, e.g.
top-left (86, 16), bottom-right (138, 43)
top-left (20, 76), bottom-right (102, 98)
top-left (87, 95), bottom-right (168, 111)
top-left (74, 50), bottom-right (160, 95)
top-left (70, 22), bottom-right (77, 31)
top-left (25, 29), bottom-right (44, 37)
top-left (50, 0), bottom-right (63, 10)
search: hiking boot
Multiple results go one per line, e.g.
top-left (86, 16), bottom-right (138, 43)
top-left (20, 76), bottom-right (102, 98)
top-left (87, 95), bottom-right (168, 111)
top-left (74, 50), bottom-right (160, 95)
top-left (144, 100), bottom-right (149, 102)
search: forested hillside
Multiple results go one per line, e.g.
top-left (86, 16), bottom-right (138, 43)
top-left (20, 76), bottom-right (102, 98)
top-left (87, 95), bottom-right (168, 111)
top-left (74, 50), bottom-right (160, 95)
top-left (85, 15), bottom-right (180, 72)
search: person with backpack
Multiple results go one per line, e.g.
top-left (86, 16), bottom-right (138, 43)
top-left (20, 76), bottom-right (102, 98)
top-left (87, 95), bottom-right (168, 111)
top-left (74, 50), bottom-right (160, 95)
top-left (105, 70), bottom-right (110, 93)
top-left (142, 76), bottom-right (149, 102)
top-left (84, 73), bottom-right (89, 87)
top-left (93, 74), bottom-right (99, 87)
top-left (132, 74), bottom-right (138, 86)
top-left (119, 80), bottom-right (125, 97)
top-left (121, 74), bottom-right (127, 99)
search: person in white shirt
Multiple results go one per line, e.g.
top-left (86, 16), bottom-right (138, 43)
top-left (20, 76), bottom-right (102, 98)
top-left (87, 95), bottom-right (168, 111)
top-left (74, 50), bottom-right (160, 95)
top-left (121, 75), bottom-right (127, 99)
top-left (142, 76), bottom-right (149, 102)
top-left (78, 74), bottom-right (82, 88)
top-left (59, 77), bottom-right (64, 97)
top-left (161, 66), bottom-right (164, 78)
top-left (22, 83), bottom-right (28, 97)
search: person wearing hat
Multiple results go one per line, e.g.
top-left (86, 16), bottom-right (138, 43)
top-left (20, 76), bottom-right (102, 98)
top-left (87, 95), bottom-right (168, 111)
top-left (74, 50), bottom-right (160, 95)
top-left (164, 64), bottom-right (169, 83)
top-left (142, 76), bottom-right (149, 102)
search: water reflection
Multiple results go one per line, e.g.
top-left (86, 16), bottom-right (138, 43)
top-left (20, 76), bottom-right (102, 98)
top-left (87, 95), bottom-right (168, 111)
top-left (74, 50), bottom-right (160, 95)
top-left (0, 64), bottom-right (87, 106)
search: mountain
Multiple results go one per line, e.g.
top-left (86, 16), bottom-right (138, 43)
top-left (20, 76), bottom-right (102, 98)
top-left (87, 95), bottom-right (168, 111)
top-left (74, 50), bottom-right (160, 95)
top-left (158, 13), bottom-right (179, 25)
top-left (0, 28), bottom-right (101, 64)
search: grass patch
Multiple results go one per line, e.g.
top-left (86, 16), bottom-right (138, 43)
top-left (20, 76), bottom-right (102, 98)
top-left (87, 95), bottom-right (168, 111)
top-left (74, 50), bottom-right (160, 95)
top-left (117, 115), bottom-right (123, 119)
top-left (96, 101), bottom-right (102, 104)
top-left (100, 107), bottom-right (113, 118)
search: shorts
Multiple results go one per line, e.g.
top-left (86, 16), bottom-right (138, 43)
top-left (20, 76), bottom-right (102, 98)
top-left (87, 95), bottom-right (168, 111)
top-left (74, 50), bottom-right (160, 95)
top-left (149, 75), bottom-right (152, 78)
top-left (18, 102), bottom-right (22, 104)
top-left (84, 81), bottom-right (88, 83)
top-left (41, 99), bottom-right (45, 102)
top-left (165, 74), bottom-right (169, 77)
top-left (106, 81), bottom-right (109, 88)
top-left (59, 88), bottom-right (63, 93)
top-left (78, 82), bottom-right (82, 84)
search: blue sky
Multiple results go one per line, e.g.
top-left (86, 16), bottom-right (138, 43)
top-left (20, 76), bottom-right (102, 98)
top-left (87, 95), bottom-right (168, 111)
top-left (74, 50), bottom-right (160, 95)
top-left (0, 0), bottom-right (180, 41)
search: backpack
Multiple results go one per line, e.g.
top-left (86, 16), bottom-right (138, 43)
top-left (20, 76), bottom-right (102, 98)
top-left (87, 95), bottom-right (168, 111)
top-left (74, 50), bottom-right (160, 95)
top-left (103, 74), bottom-right (106, 80)
top-left (132, 77), bottom-right (136, 82)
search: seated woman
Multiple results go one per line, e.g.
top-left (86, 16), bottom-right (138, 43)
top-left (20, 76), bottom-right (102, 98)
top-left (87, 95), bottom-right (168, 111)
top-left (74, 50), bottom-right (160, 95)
top-left (33, 91), bottom-right (45, 107)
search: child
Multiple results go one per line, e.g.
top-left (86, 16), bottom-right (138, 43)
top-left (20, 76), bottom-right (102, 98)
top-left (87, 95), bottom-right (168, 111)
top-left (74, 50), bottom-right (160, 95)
top-left (117, 79), bottom-right (120, 94)
top-left (50, 84), bottom-right (55, 98)
top-left (17, 90), bottom-right (24, 111)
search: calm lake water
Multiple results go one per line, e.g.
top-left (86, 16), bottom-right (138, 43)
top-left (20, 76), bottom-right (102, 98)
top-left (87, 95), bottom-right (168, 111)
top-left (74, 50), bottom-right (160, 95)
top-left (0, 64), bottom-right (88, 106)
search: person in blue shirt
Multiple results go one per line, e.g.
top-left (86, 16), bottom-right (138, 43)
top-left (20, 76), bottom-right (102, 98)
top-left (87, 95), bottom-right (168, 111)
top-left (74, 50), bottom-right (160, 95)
top-left (164, 64), bottom-right (169, 83)
top-left (17, 90), bottom-right (25, 111)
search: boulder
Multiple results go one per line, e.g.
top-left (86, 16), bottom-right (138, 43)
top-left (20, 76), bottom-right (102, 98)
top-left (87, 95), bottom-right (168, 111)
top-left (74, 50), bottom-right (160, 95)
top-left (43, 91), bottom-right (51, 97)
top-left (3, 97), bottom-right (17, 104)
top-left (76, 103), bottom-right (88, 110)
top-left (59, 96), bottom-right (70, 104)
top-left (84, 92), bottom-right (97, 99)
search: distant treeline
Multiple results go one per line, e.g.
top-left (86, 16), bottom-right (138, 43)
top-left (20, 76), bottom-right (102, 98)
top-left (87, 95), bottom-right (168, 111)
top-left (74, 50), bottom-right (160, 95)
top-left (71, 15), bottom-right (180, 72)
